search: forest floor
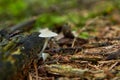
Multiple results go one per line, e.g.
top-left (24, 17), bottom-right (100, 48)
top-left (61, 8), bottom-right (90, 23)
top-left (29, 16), bottom-right (120, 80)
top-left (0, 0), bottom-right (120, 80)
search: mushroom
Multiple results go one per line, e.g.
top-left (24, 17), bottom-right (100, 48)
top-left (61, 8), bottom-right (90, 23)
top-left (42, 52), bottom-right (50, 61)
top-left (38, 28), bottom-right (58, 60)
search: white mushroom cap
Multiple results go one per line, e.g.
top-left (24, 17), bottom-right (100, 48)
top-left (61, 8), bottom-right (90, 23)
top-left (39, 28), bottom-right (58, 37)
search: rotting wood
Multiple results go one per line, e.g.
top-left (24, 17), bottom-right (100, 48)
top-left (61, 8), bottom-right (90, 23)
top-left (0, 31), bottom-right (45, 80)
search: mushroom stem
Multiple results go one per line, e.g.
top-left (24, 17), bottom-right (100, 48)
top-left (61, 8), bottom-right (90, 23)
top-left (38, 38), bottom-right (50, 57)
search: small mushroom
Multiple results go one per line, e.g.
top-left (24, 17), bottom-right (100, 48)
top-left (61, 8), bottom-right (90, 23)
top-left (38, 28), bottom-right (58, 60)
top-left (42, 52), bottom-right (50, 61)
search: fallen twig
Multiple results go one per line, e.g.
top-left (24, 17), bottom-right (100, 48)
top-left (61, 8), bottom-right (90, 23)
top-left (10, 17), bottom-right (37, 32)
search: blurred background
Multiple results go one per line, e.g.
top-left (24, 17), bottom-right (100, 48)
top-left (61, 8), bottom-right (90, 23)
top-left (0, 0), bottom-right (120, 30)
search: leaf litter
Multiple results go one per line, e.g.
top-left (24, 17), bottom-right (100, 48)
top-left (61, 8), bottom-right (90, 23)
top-left (29, 18), bottom-right (120, 80)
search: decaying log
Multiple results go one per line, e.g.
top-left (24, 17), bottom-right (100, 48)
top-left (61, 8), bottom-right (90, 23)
top-left (0, 32), bottom-right (45, 80)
